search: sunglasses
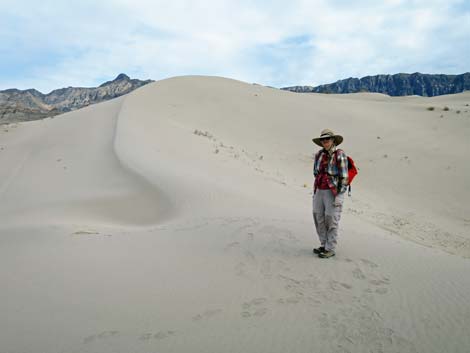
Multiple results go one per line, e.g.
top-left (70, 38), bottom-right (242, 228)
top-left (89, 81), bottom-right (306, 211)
top-left (320, 137), bottom-right (332, 141)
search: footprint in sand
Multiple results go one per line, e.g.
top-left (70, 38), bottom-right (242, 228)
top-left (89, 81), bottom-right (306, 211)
top-left (83, 330), bottom-right (120, 344)
top-left (352, 268), bottom-right (366, 280)
top-left (369, 278), bottom-right (390, 286)
top-left (241, 298), bottom-right (269, 318)
top-left (277, 297), bottom-right (303, 305)
top-left (192, 309), bottom-right (223, 321)
top-left (243, 297), bottom-right (267, 309)
top-left (224, 241), bottom-right (240, 251)
top-left (352, 260), bottom-right (390, 296)
top-left (329, 280), bottom-right (353, 291)
top-left (139, 333), bottom-right (153, 341)
top-left (360, 258), bottom-right (379, 268)
top-left (375, 287), bottom-right (389, 295)
top-left (253, 308), bottom-right (268, 316)
top-left (243, 250), bottom-right (256, 262)
top-left (139, 330), bottom-right (176, 341)
top-left (241, 308), bottom-right (268, 318)
top-left (260, 259), bottom-right (273, 278)
top-left (154, 331), bottom-right (176, 340)
top-left (235, 262), bottom-right (247, 276)
top-left (369, 277), bottom-right (391, 295)
top-left (73, 230), bottom-right (100, 235)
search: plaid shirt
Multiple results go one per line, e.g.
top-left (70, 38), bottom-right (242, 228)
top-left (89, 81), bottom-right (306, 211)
top-left (313, 147), bottom-right (349, 196)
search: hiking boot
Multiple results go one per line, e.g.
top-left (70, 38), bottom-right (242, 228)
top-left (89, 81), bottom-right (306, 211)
top-left (313, 246), bottom-right (325, 254)
top-left (319, 250), bottom-right (335, 258)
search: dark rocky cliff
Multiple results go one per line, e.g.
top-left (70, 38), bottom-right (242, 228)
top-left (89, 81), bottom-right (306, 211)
top-left (282, 72), bottom-right (470, 97)
top-left (0, 74), bottom-right (153, 124)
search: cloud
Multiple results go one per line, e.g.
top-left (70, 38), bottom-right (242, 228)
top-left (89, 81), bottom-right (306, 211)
top-left (1, 0), bottom-right (469, 92)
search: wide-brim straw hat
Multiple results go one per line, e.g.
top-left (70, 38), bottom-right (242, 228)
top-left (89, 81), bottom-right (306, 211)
top-left (312, 129), bottom-right (343, 147)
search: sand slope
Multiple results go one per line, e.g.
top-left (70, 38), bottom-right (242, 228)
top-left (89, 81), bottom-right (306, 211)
top-left (1, 76), bottom-right (469, 353)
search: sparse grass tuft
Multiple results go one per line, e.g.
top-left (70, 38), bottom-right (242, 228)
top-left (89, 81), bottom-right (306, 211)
top-left (443, 106), bottom-right (450, 111)
top-left (427, 106), bottom-right (435, 111)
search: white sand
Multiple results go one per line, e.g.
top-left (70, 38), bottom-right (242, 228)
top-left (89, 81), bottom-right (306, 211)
top-left (1, 76), bottom-right (469, 353)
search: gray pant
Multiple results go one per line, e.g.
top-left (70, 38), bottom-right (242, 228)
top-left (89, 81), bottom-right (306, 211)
top-left (312, 189), bottom-right (344, 252)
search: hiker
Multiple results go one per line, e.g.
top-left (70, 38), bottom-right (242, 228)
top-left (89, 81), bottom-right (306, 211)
top-left (311, 129), bottom-right (348, 258)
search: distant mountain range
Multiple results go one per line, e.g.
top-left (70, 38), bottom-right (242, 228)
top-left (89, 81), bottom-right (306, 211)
top-left (282, 72), bottom-right (470, 97)
top-left (0, 74), bottom-right (153, 124)
top-left (2, 72), bottom-right (470, 124)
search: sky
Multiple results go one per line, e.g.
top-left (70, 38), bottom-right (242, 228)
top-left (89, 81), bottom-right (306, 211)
top-left (1, 0), bottom-right (469, 93)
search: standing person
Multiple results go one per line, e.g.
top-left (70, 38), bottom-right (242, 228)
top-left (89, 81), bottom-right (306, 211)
top-left (311, 129), bottom-right (348, 258)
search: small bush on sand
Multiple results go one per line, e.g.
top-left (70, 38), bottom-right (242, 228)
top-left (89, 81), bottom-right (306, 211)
top-left (427, 107), bottom-right (435, 111)
top-left (443, 106), bottom-right (450, 111)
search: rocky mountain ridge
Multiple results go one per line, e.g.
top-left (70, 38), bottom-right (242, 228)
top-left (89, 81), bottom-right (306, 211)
top-left (3, 72), bottom-right (470, 124)
top-left (282, 72), bottom-right (470, 97)
top-left (0, 74), bottom-right (153, 124)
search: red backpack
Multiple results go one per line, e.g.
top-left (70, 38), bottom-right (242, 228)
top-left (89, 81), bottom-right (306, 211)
top-left (336, 150), bottom-right (358, 196)
top-left (345, 155), bottom-right (358, 195)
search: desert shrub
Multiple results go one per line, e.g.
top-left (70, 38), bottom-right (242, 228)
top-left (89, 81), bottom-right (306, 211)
top-left (427, 106), bottom-right (435, 111)
top-left (443, 106), bottom-right (450, 111)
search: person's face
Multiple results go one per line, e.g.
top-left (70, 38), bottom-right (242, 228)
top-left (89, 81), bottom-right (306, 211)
top-left (320, 137), bottom-right (333, 149)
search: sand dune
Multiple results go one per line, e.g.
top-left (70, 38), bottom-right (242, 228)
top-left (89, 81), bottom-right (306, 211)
top-left (1, 76), bottom-right (469, 353)
top-left (0, 97), bottom-right (172, 227)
